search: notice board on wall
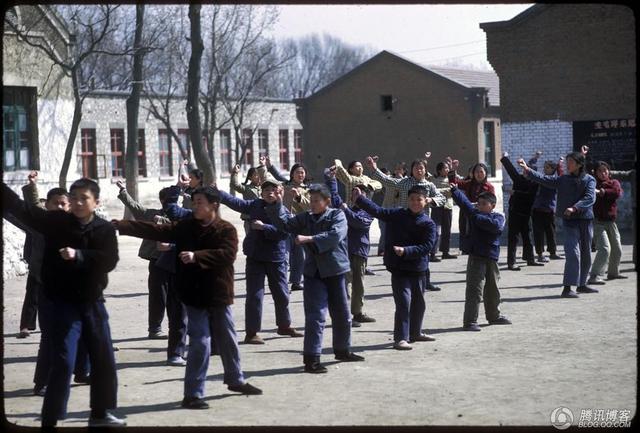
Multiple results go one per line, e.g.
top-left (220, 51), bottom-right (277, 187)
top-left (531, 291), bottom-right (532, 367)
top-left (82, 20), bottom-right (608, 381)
top-left (572, 119), bottom-right (637, 171)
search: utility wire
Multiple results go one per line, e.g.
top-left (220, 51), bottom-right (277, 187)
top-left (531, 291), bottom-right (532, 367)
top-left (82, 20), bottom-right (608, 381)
top-left (397, 39), bottom-right (484, 54)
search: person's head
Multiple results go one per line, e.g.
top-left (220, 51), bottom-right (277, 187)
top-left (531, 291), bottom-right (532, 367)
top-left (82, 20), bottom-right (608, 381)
top-left (352, 184), bottom-right (372, 203)
top-left (244, 167), bottom-right (261, 186)
top-left (410, 159), bottom-right (428, 180)
top-left (543, 160), bottom-right (557, 175)
top-left (289, 163), bottom-right (307, 185)
top-left (69, 178), bottom-right (100, 222)
top-left (307, 184), bottom-right (331, 215)
top-left (472, 163), bottom-right (488, 183)
top-left (45, 187), bottom-right (70, 212)
top-left (260, 179), bottom-right (280, 204)
top-left (565, 151), bottom-right (586, 176)
top-left (476, 191), bottom-right (497, 214)
top-left (594, 161), bottom-right (610, 182)
top-left (191, 186), bottom-right (220, 222)
top-left (393, 162), bottom-right (406, 177)
top-left (380, 167), bottom-right (390, 175)
top-left (159, 186), bottom-right (180, 205)
top-left (407, 185), bottom-right (428, 214)
top-left (348, 160), bottom-right (363, 177)
top-left (436, 161), bottom-right (449, 177)
top-left (188, 168), bottom-right (203, 189)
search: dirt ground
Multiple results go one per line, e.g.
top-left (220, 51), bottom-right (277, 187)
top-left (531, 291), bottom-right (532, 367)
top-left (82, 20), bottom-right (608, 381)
top-left (2, 207), bottom-right (637, 427)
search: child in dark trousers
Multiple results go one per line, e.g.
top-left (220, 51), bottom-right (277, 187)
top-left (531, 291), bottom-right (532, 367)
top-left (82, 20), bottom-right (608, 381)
top-left (355, 185), bottom-right (437, 350)
top-left (3, 179), bottom-right (124, 427)
top-left (216, 178), bottom-right (303, 344)
top-left (114, 186), bottom-right (262, 410)
top-left (325, 168), bottom-right (376, 325)
top-left (530, 158), bottom-right (564, 262)
top-left (451, 186), bottom-right (511, 331)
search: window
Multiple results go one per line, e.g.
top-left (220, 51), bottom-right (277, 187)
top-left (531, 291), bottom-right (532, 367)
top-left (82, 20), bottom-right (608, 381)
top-left (381, 94), bottom-right (393, 111)
top-left (3, 86), bottom-right (38, 171)
top-left (278, 129), bottom-right (289, 170)
top-left (258, 129), bottom-right (269, 159)
top-left (137, 129), bottom-right (147, 177)
top-left (158, 129), bottom-right (173, 176)
top-left (294, 129), bottom-right (303, 164)
top-left (220, 129), bottom-right (232, 175)
top-left (110, 128), bottom-right (125, 177)
top-left (79, 128), bottom-right (98, 179)
top-left (242, 128), bottom-right (253, 166)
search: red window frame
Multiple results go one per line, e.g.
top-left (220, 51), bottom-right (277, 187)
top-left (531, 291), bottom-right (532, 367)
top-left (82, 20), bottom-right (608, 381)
top-left (278, 129), bottom-right (289, 171)
top-left (220, 129), bottom-right (232, 175)
top-left (110, 128), bottom-right (125, 177)
top-left (79, 128), bottom-right (97, 179)
top-left (294, 129), bottom-right (303, 164)
top-left (137, 129), bottom-right (147, 177)
top-left (158, 129), bottom-right (173, 176)
top-left (242, 128), bottom-right (253, 166)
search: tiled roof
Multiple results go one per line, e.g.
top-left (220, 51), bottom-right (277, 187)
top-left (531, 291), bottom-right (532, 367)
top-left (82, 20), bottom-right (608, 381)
top-left (425, 65), bottom-right (500, 106)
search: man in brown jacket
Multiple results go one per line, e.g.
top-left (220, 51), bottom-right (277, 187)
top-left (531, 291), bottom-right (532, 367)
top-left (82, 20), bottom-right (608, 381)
top-left (113, 186), bottom-right (262, 409)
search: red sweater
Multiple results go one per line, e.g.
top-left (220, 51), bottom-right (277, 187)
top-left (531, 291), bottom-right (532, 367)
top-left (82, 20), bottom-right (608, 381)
top-left (594, 178), bottom-right (622, 221)
top-left (450, 176), bottom-right (495, 202)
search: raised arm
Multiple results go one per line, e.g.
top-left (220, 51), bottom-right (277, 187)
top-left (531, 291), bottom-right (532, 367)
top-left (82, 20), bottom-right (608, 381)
top-left (229, 167), bottom-right (249, 195)
top-left (324, 170), bottom-right (344, 208)
top-left (2, 182), bottom-right (48, 232)
top-left (354, 194), bottom-right (396, 221)
top-left (267, 163), bottom-right (289, 183)
top-left (218, 188), bottom-right (253, 215)
top-left (518, 158), bottom-right (560, 189)
top-left (500, 154), bottom-right (523, 182)
top-left (117, 183), bottom-right (149, 221)
top-left (451, 187), bottom-right (475, 215)
top-left (163, 201), bottom-right (193, 221)
top-left (115, 219), bottom-right (178, 243)
top-left (21, 171), bottom-right (44, 209)
top-left (265, 201), bottom-right (306, 235)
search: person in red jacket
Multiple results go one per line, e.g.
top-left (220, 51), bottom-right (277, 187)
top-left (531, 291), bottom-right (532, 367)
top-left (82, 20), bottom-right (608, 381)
top-left (588, 161), bottom-right (627, 284)
top-left (448, 161), bottom-right (495, 255)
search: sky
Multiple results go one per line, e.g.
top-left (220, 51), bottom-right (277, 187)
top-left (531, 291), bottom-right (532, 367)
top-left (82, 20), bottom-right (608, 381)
top-left (270, 4), bottom-right (533, 70)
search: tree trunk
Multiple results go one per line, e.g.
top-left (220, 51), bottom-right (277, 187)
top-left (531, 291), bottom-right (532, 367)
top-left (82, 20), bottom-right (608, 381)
top-left (186, 5), bottom-right (214, 185)
top-left (59, 66), bottom-right (83, 188)
top-left (124, 4), bottom-right (145, 202)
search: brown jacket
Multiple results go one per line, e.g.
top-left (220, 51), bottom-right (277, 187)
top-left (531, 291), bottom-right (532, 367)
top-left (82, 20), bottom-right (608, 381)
top-left (117, 218), bottom-right (238, 308)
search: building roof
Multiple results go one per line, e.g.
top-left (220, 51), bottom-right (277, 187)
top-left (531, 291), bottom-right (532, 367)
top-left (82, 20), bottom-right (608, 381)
top-left (304, 50), bottom-right (500, 107)
top-left (479, 4), bottom-right (549, 31)
top-left (426, 65), bottom-right (500, 106)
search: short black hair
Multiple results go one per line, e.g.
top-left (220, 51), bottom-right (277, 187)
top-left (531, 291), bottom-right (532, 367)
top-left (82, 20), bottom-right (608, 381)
top-left (69, 178), bottom-right (100, 199)
top-left (159, 186), bottom-right (180, 204)
top-left (477, 191), bottom-right (497, 206)
top-left (407, 185), bottom-right (429, 197)
top-left (189, 168), bottom-right (203, 181)
top-left (308, 183), bottom-right (331, 199)
top-left (46, 187), bottom-right (69, 202)
top-left (192, 185), bottom-right (220, 203)
top-left (353, 183), bottom-right (373, 193)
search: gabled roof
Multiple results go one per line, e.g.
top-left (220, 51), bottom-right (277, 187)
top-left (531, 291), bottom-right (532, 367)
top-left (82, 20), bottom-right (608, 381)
top-left (480, 4), bottom-right (549, 31)
top-left (304, 50), bottom-right (499, 107)
top-left (426, 66), bottom-right (500, 106)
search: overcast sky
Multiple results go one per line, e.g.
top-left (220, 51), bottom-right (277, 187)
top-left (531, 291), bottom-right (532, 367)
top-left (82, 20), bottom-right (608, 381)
top-left (270, 4), bottom-right (533, 70)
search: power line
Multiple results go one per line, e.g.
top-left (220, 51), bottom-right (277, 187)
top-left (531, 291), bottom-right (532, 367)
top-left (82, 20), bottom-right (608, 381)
top-left (397, 39), bottom-right (484, 54)
top-left (420, 51), bottom-right (486, 63)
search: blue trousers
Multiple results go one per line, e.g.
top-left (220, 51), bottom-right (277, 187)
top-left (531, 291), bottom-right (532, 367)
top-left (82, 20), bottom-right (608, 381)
top-left (302, 273), bottom-right (351, 358)
top-left (391, 273), bottom-right (427, 342)
top-left (41, 299), bottom-right (117, 426)
top-left (245, 259), bottom-right (291, 334)
top-left (184, 305), bottom-right (245, 399)
top-left (562, 219), bottom-right (593, 287)
top-left (34, 288), bottom-right (91, 388)
top-left (288, 235), bottom-right (305, 285)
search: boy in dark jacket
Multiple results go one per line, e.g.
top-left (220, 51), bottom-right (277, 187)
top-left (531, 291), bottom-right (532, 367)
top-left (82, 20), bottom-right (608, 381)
top-left (217, 177), bottom-right (303, 344)
top-left (530, 158), bottom-right (564, 262)
top-left (113, 186), bottom-right (261, 410)
top-left (115, 181), bottom-right (188, 366)
top-left (325, 168), bottom-right (376, 326)
top-left (355, 185), bottom-right (437, 350)
top-left (3, 179), bottom-right (123, 427)
top-left (451, 186), bottom-right (511, 331)
top-left (500, 152), bottom-right (544, 270)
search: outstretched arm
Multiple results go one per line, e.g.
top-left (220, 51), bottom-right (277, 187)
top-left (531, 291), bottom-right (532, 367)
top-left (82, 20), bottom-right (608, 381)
top-left (115, 219), bottom-right (178, 243)
top-left (218, 188), bottom-right (253, 214)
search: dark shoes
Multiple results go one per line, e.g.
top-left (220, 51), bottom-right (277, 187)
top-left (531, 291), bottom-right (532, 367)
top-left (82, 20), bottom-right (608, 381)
top-left (365, 268), bottom-right (377, 276)
top-left (290, 283), bottom-right (304, 292)
top-left (587, 276), bottom-right (606, 285)
top-left (74, 375), bottom-right (91, 385)
top-left (577, 285), bottom-right (599, 294)
top-left (17, 329), bottom-right (30, 339)
top-left (429, 255), bottom-right (442, 262)
top-left (352, 313), bottom-right (376, 323)
top-left (507, 265), bottom-right (521, 271)
top-left (561, 287), bottom-right (579, 298)
top-left (442, 253), bottom-right (458, 259)
top-left (88, 413), bottom-right (127, 426)
top-left (228, 383), bottom-right (262, 395)
top-left (549, 254), bottom-right (563, 260)
top-left (181, 396), bottom-right (209, 409)
top-left (304, 362), bottom-right (328, 374)
top-left (334, 351), bottom-right (365, 362)
top-left (277, 327), bottom-right (303, 337)
top-left (148, 331), bottom-right (168, 340)
top-left (426, 284), bottom-right (441, 291)
top-left (244, 333), bottom-right (265, 344)
top-left (409, 333), bottom-right (436, 342)
top-left (526, 260), bottom-right (544, 267)
top-left (607, 274), bottom-right (628, 280)
top-left (351, 320), bottom-right (362, 328)
top-left (33, 385), bottom-right (46, 396)
top-left (463, 323), bottom-right (481, 331)
top-left (488, 316), bottom-right (512, 325)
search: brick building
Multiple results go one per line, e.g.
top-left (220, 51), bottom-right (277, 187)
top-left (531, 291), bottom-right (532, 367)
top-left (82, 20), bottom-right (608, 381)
top-left (294, 50), bottom-right (501, 180)
top-left (481, 4), bottom-right (636, 229)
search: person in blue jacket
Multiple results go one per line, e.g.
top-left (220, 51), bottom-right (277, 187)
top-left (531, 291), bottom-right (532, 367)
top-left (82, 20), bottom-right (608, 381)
top-left (266, 183), bottom-right (365, 373)
top-left (354, 185), bottom-right (437, 351)
top-left (216, 177), bottom-right (303, 344)
top-left (324, 167), bottom-right (376, 326)
top-left (451, 186), bottom-right (511, 331)
top-left (518, 152), bottom-right (597, 298)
